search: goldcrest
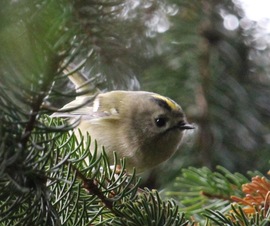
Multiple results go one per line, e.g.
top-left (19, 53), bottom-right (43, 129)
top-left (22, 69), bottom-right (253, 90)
top-left (53, 70), bottom-right (194, 173)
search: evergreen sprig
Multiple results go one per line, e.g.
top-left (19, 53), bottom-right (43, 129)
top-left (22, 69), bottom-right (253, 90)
top-left (112, 189), bottom-right (191, 226)
top-left (205, 204), bottom-right (270, 226)
top-left (164, 166), bottom-right (270, 225)
top-left (165, 166), bottom-right (250, 220)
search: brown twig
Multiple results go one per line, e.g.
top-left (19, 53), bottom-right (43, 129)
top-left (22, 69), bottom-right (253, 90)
top-left (201, 191), bottom-right (231, 201)
top-left (70, 164), bottom-right (120, 215)
top-left (20, 54), bottom-right (61, 150)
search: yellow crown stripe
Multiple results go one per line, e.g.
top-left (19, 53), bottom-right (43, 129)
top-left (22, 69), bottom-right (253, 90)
top-left (152, 94), bottom-right (180, 111)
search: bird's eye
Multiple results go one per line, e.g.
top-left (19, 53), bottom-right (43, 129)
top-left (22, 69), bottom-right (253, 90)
top-left (155, 117), bottom-right (167, 127)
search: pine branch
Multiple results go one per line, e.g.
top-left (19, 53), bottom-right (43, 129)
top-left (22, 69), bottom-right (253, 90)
top-left (71, 164), bottom-right (115, 212)
top-left (165, 166), bottom-right (249, 219)
top-left (0, 1), bottom-right (77, 225)
top-left (112, 189), bottom-right (192, 226)
top-left (165, 166), bottom-right (270, 225)
top-left (20, 54), bottom-right (61, 150)
top-left (205, 204), bottom-right (270, 226)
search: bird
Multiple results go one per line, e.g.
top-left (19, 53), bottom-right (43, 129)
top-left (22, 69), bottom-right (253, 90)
top-left (52, 68), bottom-right (194, 173)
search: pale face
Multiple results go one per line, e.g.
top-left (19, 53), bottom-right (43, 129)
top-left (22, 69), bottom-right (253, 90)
top-left (121, 93), bottom-right (192, 171)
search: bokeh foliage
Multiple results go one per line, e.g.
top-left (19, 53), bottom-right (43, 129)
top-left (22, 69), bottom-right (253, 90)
top-left (138, 0), bottom-right (270, 177)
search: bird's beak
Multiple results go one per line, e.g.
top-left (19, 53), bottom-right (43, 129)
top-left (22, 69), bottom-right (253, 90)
top-left (178, 122), bottom-right (195, 130)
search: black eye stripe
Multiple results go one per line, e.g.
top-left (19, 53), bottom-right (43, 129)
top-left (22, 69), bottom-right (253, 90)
top-left (151, 97), bottom-right (184, 117)
top-left (152, 98), bottom-right (172, 111)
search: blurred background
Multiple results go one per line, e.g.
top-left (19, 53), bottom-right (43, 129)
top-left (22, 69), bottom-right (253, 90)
top-left (1, 0), bottom-right (270, 188)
